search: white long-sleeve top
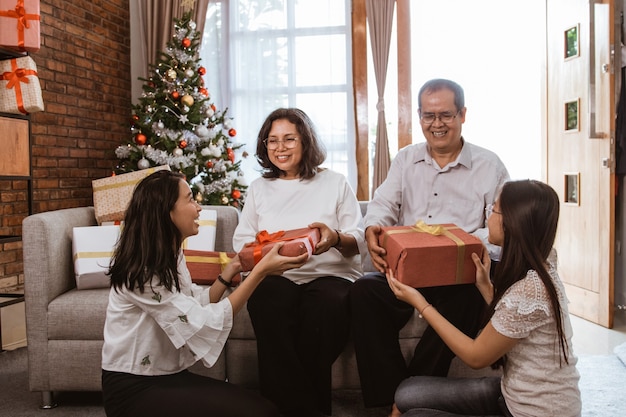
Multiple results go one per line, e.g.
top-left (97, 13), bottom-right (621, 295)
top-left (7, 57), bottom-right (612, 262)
top-left (101, 254), bottom-right (233, 375)
top-left (233, 169), bottom-right (365, 284)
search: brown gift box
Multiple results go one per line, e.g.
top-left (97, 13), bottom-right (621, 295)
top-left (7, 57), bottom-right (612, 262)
top-left (184, 250), bottom-right (237, 285)
top-left (239, 228), bottom-right (321, 272)
top-left (380, 221), bottom-right (484, 288)
top-left (92, 165), bottom-right (171, 225)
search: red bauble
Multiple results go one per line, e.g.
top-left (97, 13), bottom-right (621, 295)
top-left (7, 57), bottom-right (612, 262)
top-left (198, 66), bottom-right (206, 75)
top-left (179, 140), bottom-right (187, 149)
top-left (231, 189), bottom-right (241, 200)
top-left (199, 88), bottom-right (208, 97)
top-left (228, 128), bottom-right (237, 137)
top-left (172, 91), bottom-right (180, 100)
top-left (135, 133), bottom-right (147, 145)
top-left (227, 147), bottom-right (235, 162)
top-left (211, 104), bottom-right (216, 111)
top-left (182, 38), bottom-right (191, 48)
top-left (206, 161), bottom-right (213, 168)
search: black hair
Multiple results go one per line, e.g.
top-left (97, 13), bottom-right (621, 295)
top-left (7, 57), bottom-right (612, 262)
top-left (108, 170), bottom-right (186, 293)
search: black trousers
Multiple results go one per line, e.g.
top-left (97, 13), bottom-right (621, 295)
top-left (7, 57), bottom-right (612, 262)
top-left (349, 272), bottom-right (485, 408)
top-left (247, 275), bottom-right (352, 416)
top-left (102, 369), bottom-right (279, 417)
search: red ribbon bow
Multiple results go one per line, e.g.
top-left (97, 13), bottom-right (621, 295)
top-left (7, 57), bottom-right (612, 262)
top-left (0, 0), bottom-right (40, 50)
top-left (1, 58), bottom-right (37, 114)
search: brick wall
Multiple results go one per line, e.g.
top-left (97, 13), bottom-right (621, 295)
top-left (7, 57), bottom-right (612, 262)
top-left (0, 0), bottom-right (131, 291)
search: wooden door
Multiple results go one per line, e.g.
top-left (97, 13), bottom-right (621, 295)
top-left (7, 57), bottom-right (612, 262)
top-left (546, 0), bottom-right (616, 327)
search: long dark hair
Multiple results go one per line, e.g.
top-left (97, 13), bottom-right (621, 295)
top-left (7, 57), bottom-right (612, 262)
top-left (255, 108), bottom-right (326, 179)
top-left (108, 170), bottom-right (186, 293)
top-left (486, 180), bottom-right (570, 366)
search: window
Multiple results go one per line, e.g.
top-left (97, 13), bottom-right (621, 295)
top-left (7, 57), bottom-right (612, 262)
top-left (200, 0), bottom-right (356, 187)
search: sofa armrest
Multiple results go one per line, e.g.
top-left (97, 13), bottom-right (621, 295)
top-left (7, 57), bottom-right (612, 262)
top-left (22, 206), bottom-right (97, 391)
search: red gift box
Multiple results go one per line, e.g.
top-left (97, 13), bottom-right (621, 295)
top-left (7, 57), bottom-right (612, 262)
top-left (184, 249), bottom-right (237, 285)
top-left (0, 0), bottom-right (41, 52)
top-left (239, 228), bottom-right (321, 272)
top-left (380, 221), bottom-right (484, 288)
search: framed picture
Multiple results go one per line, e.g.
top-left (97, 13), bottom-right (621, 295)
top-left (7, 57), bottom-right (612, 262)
top-left (564, 24), bottom-right (580, 60)
top-left (564, 98), bottom-right (580, 132)
top-left (564, 172), bottom-right (580, 206)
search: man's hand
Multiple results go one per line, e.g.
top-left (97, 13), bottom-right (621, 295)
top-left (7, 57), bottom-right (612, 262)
top-left (365, 225), bottom-right (387, 273)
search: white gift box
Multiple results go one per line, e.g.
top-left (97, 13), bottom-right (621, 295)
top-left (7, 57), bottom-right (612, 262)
top-left (182, 209), bottom-right (217, 251)
top-left (72, 225), bottom-right (120, 290)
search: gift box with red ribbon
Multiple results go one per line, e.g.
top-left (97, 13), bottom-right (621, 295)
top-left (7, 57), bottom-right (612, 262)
top-left (0, 55), bottom-right (44, 114)
top-left (0, 0), bottom-right (40, 52)
top-left (184, 249), bottom-right (237, 285)
top-left (380, 221), bottom-right (484, 288)
top-left (239, 227), bottom-right (321, 272)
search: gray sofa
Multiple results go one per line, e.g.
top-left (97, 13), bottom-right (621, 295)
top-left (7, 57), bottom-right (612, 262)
top-left (22, 204), bottom-right (498, 409)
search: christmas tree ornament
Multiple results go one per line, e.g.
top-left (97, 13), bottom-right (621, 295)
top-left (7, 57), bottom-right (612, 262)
top-left (173, 147), bottom-right (184, 156)
top-left (166, 69), bottom-right (177, 80)
top-left (228, 128), bottom-right (237, 137)
top-left (195, 125), bottom-right (209, 137)
top-left (221, 195), bottom-right (229, 205)
top-left (181, 94), bottom-right (194, 106)
top-left (232, 189), bottom-right (241, 199)
top-left (206, 161), bottom-right (213, 168)
top-left (184, 68), bottom-right (194, 78)
top-left (199, 88), bottom-right (208, 97)
top-left (179, 140), bottom-right (188, 149)
top-left (135, 133), bottom-right (147, 145)
top-left (182, 38), bottom-right (191, 48)
top-left (198, 67), bottom-right (206, 75)
top-left (137, 158), bottom-right (150, 169)
top-left (171, 91), bottom-right (180, 100)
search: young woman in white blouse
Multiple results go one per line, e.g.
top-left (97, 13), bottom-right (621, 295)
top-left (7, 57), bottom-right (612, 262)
top-left (386, 179), bottom-right (581, 417)
top-left (101, 170), bottom-right (307, 417)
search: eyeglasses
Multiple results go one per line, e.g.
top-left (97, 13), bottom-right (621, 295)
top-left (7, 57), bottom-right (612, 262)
top-left (263, 137), bottom-right (299, 150)
top-left (419, 111), bottom-right (460, 125)
top-left (485, 204), bottom-right (502, 218)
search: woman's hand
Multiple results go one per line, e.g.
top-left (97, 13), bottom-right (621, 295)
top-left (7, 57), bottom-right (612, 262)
top-left (472, 246), bottom-right (493, 304)
top-left (255, 242), bottom-right (308, 276)
top-left (309, 222), bottom-right (338, 255)
top-left (386, 269), bottom-right (427, 310)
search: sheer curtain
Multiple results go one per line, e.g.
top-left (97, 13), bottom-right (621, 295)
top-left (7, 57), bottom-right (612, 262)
top-left (366, 0), bottom-right (394, 194)
top-left (199, 0), bottom-right (357, 189)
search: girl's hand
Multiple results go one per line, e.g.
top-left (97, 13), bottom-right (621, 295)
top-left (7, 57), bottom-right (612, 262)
top-left (385, 269), bottom-right (427, 308)
top-left (255, 242), bottom-right (308, 276)
top-left (472, 246), bottom-right (493, 304)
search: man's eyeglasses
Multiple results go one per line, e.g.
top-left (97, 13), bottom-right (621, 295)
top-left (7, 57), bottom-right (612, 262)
top-left (263, 137), bottom-right (299, 150)
top-left (419, 111), bottom-right (460, 125)
top-left (485, 204), bottom-right (502, 218)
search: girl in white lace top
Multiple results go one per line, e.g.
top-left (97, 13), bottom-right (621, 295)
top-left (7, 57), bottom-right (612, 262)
top-left (386, 179), bottom-right (581, 417)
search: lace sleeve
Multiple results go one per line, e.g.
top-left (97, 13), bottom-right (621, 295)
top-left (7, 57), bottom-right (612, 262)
top-left (491, 271), bottom-right (553, 338)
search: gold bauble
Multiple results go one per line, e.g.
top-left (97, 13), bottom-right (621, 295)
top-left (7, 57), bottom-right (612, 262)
top-left (221, 195), bottom-right (229, 205)
top-left (166, 69), bottom-right (177, 80)
top-left (181, 94), bottom-right (194, 107)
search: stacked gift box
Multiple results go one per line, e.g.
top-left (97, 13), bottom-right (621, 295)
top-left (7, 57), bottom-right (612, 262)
top-left (0, 0), bottom-right (44, 115)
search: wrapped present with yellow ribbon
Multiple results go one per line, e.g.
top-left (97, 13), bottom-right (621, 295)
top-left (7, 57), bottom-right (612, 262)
top-left (239, 227), bottom-right (320, 272)
top-left (92, 165), bottom-right (171, 224)
top-left (379, 220), bottom-right (484, 288)
top-left (183, 249), bottom-right (237, 285)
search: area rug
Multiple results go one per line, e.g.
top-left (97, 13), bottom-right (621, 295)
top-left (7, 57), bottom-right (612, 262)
top-left (1, 347), bottom-right (625, 417)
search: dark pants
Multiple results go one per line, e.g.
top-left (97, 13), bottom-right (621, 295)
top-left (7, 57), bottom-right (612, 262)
top-left (102, 369), bottom-right (279, 417)
top-left (247, 275), bottom-right (352, 416)
top-left (349, 272), bottom-right (485, 407)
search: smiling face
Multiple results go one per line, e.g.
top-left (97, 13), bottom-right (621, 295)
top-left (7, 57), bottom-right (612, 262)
top-left (419, 87), bottom-right (466, 155)
top-left (487, 200), bottom-right (504, 246)
top-left (267, 118), bottom-right (303, 179)
top-left (170, 179), bottom-right (202, 240)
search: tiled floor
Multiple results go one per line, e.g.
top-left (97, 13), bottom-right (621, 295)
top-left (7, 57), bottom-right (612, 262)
top-left (570, 310), bottom-right (626, 356)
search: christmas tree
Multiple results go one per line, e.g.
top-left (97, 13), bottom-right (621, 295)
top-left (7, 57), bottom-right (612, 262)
top-left (115, 11), bottom-right (247, 207)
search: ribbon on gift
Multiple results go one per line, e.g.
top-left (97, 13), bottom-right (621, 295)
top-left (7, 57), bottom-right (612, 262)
top-left (0, 0), bottom-right (40, 51)
top-left (1, 57), bottom-right (37, 114)
top-left (185, 251), bottom-right (232, 271)
top-left (383, 220), bottom-right (466, 283)
top-left (73, 251), bottom-right (113, 262)
top-left (246, 229), bottom-right (316, 266)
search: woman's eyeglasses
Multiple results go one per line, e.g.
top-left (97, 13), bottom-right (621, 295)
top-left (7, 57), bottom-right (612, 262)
top-left (485, 204), bottom-right (502, 218)
top-left (263, 137), bottom-right (299, 150)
